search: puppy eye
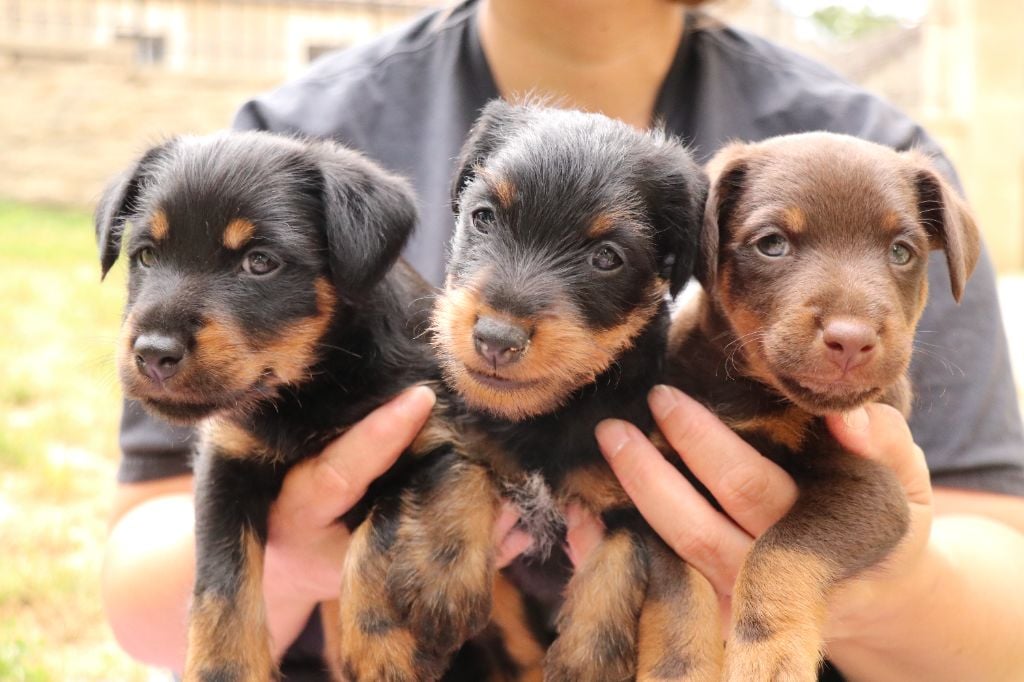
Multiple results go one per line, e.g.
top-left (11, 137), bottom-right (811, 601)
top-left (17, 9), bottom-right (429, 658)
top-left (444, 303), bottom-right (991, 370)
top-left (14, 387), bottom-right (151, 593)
top-left (591, 244), bottom-right (624, 271)
top-left (755, 234), bottom-right (789, 258)
top-left (471, 208), bottom-right (496, 234)
top-left (136, 247), bottom-right (157, 268)
top-left (243, 251), bottom-right (280, 276)
top-left (890, 242), bottom-right (914, 266)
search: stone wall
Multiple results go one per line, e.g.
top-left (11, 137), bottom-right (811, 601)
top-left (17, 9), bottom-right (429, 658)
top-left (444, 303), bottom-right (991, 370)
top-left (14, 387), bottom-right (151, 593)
top-left (0, 52), bottom-right (276, 206)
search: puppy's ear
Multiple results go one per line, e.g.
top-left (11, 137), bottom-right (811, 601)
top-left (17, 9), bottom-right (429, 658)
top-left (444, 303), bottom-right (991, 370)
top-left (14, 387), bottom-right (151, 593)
top-left (696, 143), bottom-right (749, 291)
top-left (908, 156), bottom-right (981, 302)
top-left (95, 140), bottom-right (175, 280)
top-left (317, 145), bottom-right (417, 297)
top-left (643, 143), bottom-right (709, 298)
top-left (451, 99), bottom-right (531, 213)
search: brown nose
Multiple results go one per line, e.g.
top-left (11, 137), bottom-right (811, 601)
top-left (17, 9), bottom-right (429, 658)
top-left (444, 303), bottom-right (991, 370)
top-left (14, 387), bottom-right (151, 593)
top-left (473, 316), bottom-right (530, 369)
top-left (134, 332), bottom-right (186, 382)
top-left (822, 318), bottom-right (878, 372)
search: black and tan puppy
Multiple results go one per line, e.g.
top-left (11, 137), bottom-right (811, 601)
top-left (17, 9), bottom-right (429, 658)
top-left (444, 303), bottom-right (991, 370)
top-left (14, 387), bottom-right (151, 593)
top-left (96, 132), bottom-right (536, 682)
top-left (433, 101), bottom-right (722, 681)
top-left (668, 132), bottom-right (981, 680)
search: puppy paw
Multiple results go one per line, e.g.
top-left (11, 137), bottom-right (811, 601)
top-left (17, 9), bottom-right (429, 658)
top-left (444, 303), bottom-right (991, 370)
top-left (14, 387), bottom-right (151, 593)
top-left (334, 611), bottom-right (423, 682)
top-left (386, 547), bottom-right (493, 659)
top-left (544, 648), bottom-right (634, 682)
top-left (182, 664), bottom-right (277, 682)
top-left (543, 624), bottom-right (636, 682)
top-left (723, 634), bottom-right (821, 682)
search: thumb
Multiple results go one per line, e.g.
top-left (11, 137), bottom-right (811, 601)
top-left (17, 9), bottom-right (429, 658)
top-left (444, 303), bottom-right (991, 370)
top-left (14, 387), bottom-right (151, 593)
top-left (826, 403), bottom-right (931, 506)
top-left (278, 385), bottom-right (437, 528)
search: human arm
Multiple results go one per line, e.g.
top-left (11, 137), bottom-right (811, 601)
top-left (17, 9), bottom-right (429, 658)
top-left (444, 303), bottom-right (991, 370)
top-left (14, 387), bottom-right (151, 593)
top-left (582, 385), bottom-right (1024, 681)
top-left (103, 383), bottom-right (531, 672)
top-left (102, 385), bottom-right (439, 671)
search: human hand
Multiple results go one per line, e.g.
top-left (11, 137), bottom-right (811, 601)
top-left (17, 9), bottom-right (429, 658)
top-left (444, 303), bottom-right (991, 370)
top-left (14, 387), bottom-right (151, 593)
top-left (572, 384), bottom-right (933, 640)
top-left (262, 384), bottom-right (529, 609)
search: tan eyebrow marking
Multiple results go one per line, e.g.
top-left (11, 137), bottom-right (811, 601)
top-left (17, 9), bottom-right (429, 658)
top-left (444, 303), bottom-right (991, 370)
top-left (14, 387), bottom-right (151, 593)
top-left (150, 210), bottom-right (169, 240)
top-left (477, 168), bottom-right (517, 209)
top-left (881, 212), bottom-right (903, 233)
top-left (783, 206), bottom-right (806, 233)
top-left (223, 218), bottom-right (256, 250)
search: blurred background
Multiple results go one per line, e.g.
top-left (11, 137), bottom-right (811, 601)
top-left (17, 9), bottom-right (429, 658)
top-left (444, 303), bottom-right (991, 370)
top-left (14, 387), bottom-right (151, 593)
top-left (0, 0), bottom-right (1020, 679)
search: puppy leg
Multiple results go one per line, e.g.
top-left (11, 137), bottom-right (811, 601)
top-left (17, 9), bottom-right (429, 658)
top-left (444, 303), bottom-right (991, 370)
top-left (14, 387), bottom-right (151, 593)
top-left (336, 452), bottom-right (501, 681)
top-left (336, 495), bottom-right (421, 682)
top-left (387, 454), bottom-right (502, 671)
top-left (184, 452), bottom-right (280, 682)
top-left (488, 572), bottom-right (545, 681)
top-left (442, 575), bottom-right (546, 682)
top-left (724, 453), bottom-right (909, 682)
top-left (545, 512), bottom-right (648, 682)
top-left (636, 533), bottom-right (723, 682)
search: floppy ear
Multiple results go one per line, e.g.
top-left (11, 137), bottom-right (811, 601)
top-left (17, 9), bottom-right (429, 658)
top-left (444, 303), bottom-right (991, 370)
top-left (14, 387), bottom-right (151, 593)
top-left (316, 145), bottom-right (418, 297)
top-left (643, 143), bottom-right (709, 298)
top-left (451, 99), bottom-right (532, 213)
top-left (908, 157), bottom-right (981, 302)
top-left (95, 141), bottom-right (175, 280)
top-left (695, 143), bottom-right (749, 291)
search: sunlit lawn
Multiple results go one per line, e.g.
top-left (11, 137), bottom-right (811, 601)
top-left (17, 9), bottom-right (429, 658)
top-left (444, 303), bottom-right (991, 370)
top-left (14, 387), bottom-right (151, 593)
top-left (0, 200), bottom-right (149, 681)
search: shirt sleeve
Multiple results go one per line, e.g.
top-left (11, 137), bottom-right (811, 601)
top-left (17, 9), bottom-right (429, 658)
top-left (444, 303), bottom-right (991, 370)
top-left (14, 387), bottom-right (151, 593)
top-left (116, 399), bottom-right (197, 483)
top-left (858, 117), bottom-right (1024, 495)
top-left (693, 23), bottom-right (1024, 496)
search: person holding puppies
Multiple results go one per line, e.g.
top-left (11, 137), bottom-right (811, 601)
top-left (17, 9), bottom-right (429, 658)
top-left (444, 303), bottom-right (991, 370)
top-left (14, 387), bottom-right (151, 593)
top-left (103, 0), bottom-right (1024, 680)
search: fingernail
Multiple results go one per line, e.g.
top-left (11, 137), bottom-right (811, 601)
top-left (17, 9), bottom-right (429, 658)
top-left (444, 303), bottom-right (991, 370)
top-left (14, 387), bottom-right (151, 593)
top-left (648, 384), bottom-right (678, 419)
top-left (393, 384), bottom-right (436, 415)
top-left (842, 407), bottom-right (869, 432)
top-left (596, 419), bottom-right (635, 460)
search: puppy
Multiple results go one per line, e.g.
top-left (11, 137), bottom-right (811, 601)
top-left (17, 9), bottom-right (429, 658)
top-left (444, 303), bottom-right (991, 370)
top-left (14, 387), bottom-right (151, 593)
top-left (433, 101), bottom-right (722, 681)
top-left (96, 132), bottom-right (534, 681)
top-left (667, 132), bottom-right (981, 680)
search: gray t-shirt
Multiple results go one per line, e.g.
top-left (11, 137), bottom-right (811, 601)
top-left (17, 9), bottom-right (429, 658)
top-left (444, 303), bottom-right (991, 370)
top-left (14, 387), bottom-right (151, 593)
top-left (120, 2), bottom-right (1024, 678)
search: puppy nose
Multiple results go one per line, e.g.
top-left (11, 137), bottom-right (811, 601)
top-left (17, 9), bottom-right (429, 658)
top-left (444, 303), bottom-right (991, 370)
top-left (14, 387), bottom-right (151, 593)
top-left (473, 316), bottom-right (530, 369)
top-left (822, 318), bottom-right (877, 372)
top-left (134, 333), bottom-right (186, 382)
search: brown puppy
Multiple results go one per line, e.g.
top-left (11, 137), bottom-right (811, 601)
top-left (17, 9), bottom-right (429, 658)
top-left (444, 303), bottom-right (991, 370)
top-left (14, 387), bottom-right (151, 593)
top-left (667, 132), bottom-right (980, 681)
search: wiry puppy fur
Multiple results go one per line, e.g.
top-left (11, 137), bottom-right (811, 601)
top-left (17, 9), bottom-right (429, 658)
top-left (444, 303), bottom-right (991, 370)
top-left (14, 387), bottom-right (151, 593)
top-left (433, 101), bottom-right (723, 681)
top-left (97, 132), bottom-right (540, 682)
top-left (668, 132), bottom-right (981, 681)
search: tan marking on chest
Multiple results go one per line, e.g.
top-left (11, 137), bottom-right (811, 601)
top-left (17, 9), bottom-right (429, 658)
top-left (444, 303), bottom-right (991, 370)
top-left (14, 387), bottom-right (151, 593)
top-left (204, 419), bottom-right (278, 463)
top-left (725, 406), bottom-right (813, 451)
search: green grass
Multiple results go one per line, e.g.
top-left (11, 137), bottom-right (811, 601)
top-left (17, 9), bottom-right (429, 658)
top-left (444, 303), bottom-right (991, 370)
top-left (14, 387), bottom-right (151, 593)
top-left (0, 200), bottom-right (125, 472)
top-left (0, 201), bottom-right (148, 681)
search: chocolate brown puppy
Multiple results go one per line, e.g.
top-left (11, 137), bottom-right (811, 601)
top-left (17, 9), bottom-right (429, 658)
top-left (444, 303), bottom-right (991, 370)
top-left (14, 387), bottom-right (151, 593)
top-left (97, 131), bottom-right (538, 682)
top-left (434, 101), bottom-right (722, 681)
top-left (667, 132), bottom-right (980, 681)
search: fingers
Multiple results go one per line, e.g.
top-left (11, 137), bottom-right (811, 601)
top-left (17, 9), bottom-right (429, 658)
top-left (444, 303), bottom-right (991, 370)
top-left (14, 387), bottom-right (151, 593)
top-left (494, 502), bottom-right (533, 568)
top-left (826, 403), bottom-right (932, 505)
top-left (596, 418), bottom-right (751, 595)
top-left (276, 385), bottom-right (437, 529)
top-left (648, 385), bottom-right (798, 536)
top-left (564, 503), bottom-right (604, 567)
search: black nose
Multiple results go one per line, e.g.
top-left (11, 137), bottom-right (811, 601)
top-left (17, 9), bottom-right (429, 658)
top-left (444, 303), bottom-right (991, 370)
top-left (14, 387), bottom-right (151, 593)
top-left (133, 332), bottom-right (186, 382)
top-left (473, 316), bottom-right (530, 369)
